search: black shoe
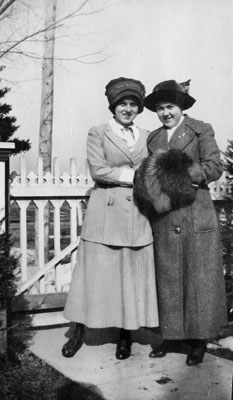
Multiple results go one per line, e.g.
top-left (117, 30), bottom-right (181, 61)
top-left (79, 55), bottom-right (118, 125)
top-left (115, 329), bottom-right (131, 360)
top-left (149, 341), bottom-right (167, 358)
top-left (62, 324), bottom-right (85, 358)
top-left (186, 341), bottom-right (206, 366)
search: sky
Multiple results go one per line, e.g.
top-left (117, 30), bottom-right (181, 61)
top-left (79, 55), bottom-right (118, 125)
top-left (2, 0), bottom-right (233, 174)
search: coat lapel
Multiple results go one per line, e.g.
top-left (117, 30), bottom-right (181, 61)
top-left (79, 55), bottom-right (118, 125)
top-left (104, 123), bottom-right (133, 161)
top-left (169, 116), bottom-right (196, 150)
top-left (148, 127), bottom-right (169, 153)
top-left (131, 128), bottom-right (147, 160)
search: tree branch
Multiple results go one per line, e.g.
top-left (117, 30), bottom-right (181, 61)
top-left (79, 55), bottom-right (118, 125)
top-left (0, 0), bottom-right (15, 16)
top-left (5, 45), bottom-right (112, 64)
top-left (0, 22), bottom-right (64, 59)
top-left (0, 0), bottom-right (117, 61)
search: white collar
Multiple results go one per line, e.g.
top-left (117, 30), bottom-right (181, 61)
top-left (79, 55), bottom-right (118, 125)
top-left (108, 118), bottom-right (139, 151)
top-left (109, 118), bottom-right (138, 134)
top-left (166, 115), bottom-right (184, 142)
top-left (166, 114), bottom-right (184, 133)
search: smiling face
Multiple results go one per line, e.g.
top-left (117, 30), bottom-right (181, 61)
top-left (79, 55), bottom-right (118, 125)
top-left (114, 97), bottom-right (139, 127)
top-left (156, 102), bottom-right (183, 129)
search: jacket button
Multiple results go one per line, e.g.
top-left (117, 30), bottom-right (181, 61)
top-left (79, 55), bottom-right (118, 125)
top-left (174, 227), bottom-right (181, 234)
top-left (130, 163), bottom-right (134, 168)
top-left (126, 196), bottom-right (131, 201)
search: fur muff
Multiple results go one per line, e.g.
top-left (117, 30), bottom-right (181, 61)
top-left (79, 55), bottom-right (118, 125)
top-left (134, 149), bottom-right (197, 215)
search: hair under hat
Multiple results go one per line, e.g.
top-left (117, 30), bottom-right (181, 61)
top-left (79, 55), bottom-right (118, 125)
top-left (105, 77), bottom-right (146, 114)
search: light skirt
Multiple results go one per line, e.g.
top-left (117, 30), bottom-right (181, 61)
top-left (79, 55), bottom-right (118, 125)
top-left (64, 240), bottom-right (159, 330)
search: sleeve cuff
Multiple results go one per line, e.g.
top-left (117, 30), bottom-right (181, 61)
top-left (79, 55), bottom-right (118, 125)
top-left (188, 163), bottom-right (207, 184)
top-left (119, 168), bottom-right (135, 183)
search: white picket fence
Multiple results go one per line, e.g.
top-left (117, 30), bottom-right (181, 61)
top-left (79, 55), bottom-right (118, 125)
top-left (10, 157), bottom-right (93, 296)
top-left (10, 157), bottom-right (230, 297)
top-left (208, 171), bottom-right (230, 200)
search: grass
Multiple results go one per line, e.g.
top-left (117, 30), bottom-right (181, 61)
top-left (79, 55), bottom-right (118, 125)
top-left (0, 351), bottom-right (69, 400)
top-left (0, 350), bottom-right (105, 400)
top-left (207, 322), bottom-right (233, 361)
top-left (207, 347), bottom-right (233, 360)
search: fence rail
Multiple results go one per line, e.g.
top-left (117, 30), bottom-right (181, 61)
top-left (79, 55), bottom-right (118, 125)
top-left (10, 158), bottom-right (230, 297)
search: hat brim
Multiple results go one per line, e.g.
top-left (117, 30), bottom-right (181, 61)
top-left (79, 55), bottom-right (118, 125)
top-left (144, 90), bottom-right (196, 112)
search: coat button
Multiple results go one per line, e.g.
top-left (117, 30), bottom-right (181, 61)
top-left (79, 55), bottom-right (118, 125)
top-left (174, 227), bottom-right (181, 234)
top-left (126, 196), bottom-right (131, 201)
top-left (130, 163), bottom-right (134, 168)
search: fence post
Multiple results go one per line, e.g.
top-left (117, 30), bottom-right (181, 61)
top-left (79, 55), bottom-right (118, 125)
top-left (0, 142), bottom-right (15, 356)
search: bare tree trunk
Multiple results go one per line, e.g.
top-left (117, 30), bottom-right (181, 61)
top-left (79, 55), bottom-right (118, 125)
top-left (39, 0), bottom-right (57, 172)
top-left (37, 0), bottom-right (57, 266)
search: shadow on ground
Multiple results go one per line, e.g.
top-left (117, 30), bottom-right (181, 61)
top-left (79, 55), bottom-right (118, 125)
top-left (64, 323), bottom-right (163, 349)
top-left (56, 381), bottom-right (106, 400)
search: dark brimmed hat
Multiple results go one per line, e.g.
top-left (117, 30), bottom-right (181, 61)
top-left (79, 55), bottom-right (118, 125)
top-left (144, 80), bottom-right (196, 112)
top-left (105, 77), bottom-right (145, 114)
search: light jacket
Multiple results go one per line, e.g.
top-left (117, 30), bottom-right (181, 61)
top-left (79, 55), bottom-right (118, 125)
top-left (81, 122), bottom-right (153, 247)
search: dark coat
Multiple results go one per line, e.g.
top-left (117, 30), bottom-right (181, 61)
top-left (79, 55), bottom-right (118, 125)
top-left (143, 115), bottom-right (228, 340)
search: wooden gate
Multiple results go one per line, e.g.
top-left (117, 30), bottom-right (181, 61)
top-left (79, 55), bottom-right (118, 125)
top-left (9, 156), bottom-right (92, 327)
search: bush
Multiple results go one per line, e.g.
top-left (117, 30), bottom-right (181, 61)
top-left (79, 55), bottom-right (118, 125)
top-left (0, 65), bottom-right (31, 359)
top-left (219, 214), bottom-right (233, 320)
top-left (220, 138), bottom-right (233, 320)
top-left (0, 232), bottom-right (18, 309)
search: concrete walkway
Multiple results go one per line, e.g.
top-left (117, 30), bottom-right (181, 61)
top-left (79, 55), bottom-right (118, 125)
top-left (29, 326), bottom-right (232, 400)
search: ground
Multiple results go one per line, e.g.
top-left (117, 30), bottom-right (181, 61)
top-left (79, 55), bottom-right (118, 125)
top-left (1, 323), bottom-right (232, 400)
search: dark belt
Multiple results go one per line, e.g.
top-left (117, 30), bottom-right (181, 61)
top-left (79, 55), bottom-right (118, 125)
top-left (96, 183), bottom-right (132, 189)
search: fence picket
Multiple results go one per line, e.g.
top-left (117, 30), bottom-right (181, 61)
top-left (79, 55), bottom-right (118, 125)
top-left (18, 200), bottom-right (30, 282)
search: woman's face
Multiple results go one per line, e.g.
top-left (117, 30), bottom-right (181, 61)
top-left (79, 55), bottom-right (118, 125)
top-left (156, 102), bottom-right (183, 129)
top-left (114, 97), bottom-right (139, 127)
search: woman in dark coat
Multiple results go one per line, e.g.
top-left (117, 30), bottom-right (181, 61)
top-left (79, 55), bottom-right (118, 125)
top-left (62, 77), bottom-right (159, 360)
top-left (134, 79), bottom-right (228, 366)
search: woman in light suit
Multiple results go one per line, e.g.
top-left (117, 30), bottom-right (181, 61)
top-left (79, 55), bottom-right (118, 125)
top-left (62, 77), bottom-right (159, 359)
